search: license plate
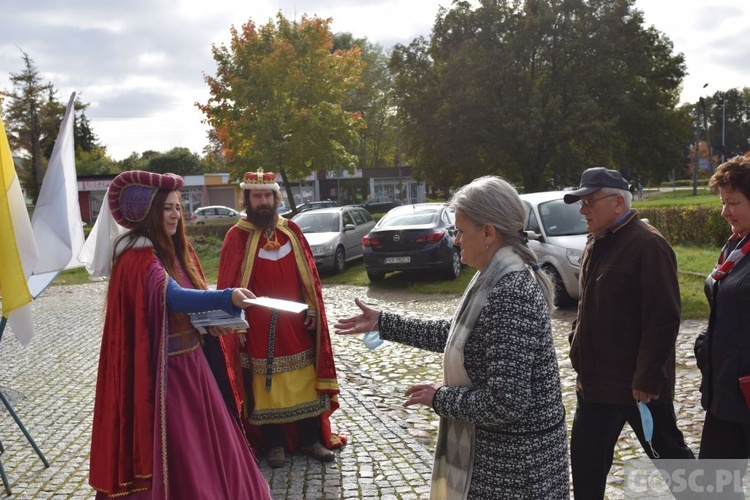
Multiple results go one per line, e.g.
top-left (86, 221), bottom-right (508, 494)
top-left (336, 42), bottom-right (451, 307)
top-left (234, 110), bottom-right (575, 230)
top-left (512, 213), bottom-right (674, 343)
top-left (384, 256), bottom-right (411, 264)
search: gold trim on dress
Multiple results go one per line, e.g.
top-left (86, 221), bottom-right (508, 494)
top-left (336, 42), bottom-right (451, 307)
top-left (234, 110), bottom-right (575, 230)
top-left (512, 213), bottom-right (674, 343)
top-left (248, 393), bottom-right (330, 425)
top-left (167, 331), bottom-right (201, 356)
top-left (240, 349), bottom-right (315, 374)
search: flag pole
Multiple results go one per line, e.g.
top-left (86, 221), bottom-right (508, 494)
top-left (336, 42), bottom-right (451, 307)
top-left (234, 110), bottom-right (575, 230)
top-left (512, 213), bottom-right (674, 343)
top-left (0, 318), bottom-right (50, 495)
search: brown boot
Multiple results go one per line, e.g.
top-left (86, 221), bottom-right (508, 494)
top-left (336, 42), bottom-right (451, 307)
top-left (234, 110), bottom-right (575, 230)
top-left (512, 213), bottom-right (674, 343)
top-left (267, 447), bottom-right (285, 468)
top-left (300, 442), bottom-right (335, 463)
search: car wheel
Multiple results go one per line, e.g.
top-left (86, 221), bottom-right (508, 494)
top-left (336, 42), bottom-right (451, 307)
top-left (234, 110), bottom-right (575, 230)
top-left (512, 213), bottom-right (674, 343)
top-left (367, 270), bottom-right (384, 282)
top-left (333, 247), bottom-right (345, 275)
top-left (544, 265), bottom-right (575, 308)
top-left (444, 248), bottom-right (462, 279)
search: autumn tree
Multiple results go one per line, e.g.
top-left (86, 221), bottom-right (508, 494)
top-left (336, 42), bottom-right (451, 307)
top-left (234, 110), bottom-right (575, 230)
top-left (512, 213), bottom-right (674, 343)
top-left (390, 0), bottom-right (688, 192)
top-left (200, 128), bottom-right (228, 173)
top-left (198, 13), bottom-right (364, 211)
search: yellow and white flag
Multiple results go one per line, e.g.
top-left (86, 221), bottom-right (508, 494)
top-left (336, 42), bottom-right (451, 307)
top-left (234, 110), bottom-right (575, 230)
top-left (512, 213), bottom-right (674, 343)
top-left (0, 117), bottom-right (39, 345)
top-left (0, 93), bottom-right (84, 345)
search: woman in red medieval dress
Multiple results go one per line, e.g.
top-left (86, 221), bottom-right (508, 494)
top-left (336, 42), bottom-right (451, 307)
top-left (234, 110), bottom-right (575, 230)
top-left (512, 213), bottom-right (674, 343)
top-left (82, 170), bottom-right (271, 499)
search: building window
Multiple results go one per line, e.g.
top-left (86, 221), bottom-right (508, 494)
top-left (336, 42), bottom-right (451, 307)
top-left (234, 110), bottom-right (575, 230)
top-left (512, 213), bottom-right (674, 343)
top-left (180, 188), bottom-right (203, 215)
top-left (372, 177), bottom-right (420, 204)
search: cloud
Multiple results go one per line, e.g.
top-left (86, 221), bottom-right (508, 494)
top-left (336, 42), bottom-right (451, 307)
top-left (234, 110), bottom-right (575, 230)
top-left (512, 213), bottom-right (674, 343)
top-left (3, 0), bottom-right (750, 159)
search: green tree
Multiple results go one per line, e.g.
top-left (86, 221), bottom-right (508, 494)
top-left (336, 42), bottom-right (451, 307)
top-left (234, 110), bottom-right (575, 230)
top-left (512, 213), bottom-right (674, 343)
top-left (75, 146), bottom-right (118, 175)
top-left (70, 108), bottom-right (119, 174)
top-left (75, 111), bottom-right (99, 152)
top-left (334, 34), bottom-right (399, 169)
top-left (706, 88), bottom-right (750, 162)
top-left (2, 52), bottom-right (55, 202)
top-left (116, 152), bottom-right (149, 172)
top-left (3, 52), bottom-right (108, 192)
top-left (198, 13), bottom-right (365, 211)
top-left (148, 147), bottom-right (202, 176)
top-left (390, 0), bottom-right (687, 192)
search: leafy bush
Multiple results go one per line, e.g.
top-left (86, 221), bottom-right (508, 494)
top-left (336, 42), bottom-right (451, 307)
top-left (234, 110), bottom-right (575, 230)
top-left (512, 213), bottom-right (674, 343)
top-left (639, 206), bottom-right (727, 247)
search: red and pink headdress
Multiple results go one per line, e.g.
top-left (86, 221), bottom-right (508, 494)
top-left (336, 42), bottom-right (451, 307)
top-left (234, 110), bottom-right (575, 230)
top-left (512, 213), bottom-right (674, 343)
top-left (107, 170), bottom-right (184, 229)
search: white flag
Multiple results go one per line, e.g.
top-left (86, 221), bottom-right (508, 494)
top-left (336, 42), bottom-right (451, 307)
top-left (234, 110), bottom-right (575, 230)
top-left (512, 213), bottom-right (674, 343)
top-left (28, 92), bottom-right (85, 296)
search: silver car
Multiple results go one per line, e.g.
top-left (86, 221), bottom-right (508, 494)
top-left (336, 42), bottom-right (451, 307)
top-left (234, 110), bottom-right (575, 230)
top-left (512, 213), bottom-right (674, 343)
top-left (292, 206), bottom-right (376, 274)
top-left (519, 191), bottom-right (588, 307)
top-left (188, 205), bottom-right (240, 225)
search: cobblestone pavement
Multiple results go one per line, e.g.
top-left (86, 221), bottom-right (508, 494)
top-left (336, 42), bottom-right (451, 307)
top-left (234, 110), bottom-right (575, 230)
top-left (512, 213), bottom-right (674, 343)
top-left (0, 283), bottom-right (707, 499)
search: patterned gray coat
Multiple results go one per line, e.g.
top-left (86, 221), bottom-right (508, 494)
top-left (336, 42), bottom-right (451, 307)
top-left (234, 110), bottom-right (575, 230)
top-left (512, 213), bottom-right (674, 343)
top-left (380, 270), bottom-right (569, 499)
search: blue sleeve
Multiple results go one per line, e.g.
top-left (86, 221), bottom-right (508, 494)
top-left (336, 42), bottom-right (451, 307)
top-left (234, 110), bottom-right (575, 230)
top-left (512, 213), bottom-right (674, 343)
top-left (165, 278), bottom-right (240, 316)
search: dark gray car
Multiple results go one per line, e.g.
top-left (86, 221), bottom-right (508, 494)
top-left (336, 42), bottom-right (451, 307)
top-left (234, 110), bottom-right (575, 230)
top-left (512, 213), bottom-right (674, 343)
top-left (362, 203), bottom-right (461, 281)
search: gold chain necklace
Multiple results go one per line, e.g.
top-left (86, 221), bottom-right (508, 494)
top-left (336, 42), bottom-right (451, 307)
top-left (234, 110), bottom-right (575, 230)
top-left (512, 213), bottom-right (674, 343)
top-left (262, 227), bottom-right (281, 250)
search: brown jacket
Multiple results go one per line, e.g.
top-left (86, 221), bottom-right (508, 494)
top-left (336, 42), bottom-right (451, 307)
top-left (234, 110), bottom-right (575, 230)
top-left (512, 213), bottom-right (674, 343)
top-left (569, 210), bottom-right (681, 405)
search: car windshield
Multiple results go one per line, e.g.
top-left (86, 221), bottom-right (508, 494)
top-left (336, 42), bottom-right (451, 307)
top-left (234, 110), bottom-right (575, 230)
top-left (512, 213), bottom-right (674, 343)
top-left (378, 207), bottom-right (438, 227)
top-left (294, 213), bottom-right (339, 233)
top-left (538, 200), bottom-right (588, 236)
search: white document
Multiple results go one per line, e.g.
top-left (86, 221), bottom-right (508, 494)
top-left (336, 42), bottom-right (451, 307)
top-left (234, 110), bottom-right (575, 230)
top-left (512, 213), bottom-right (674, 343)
top-left (242, 297), bottom-right (308, 313)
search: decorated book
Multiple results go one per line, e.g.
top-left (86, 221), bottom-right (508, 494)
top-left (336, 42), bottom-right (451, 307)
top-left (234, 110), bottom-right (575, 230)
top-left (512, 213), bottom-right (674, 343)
top-left (189, 309), bottom-right (249, 335)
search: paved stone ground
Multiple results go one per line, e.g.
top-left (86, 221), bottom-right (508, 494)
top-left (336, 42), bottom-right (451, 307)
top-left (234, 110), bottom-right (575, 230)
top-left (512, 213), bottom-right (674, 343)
top-left (0, 283), bottom-right (707, 499)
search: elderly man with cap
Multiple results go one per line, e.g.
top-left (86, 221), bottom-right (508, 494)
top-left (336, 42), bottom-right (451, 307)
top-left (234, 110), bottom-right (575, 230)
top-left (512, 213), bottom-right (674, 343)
top-left (563, 167), bottom-right (694, 499)
top-left (216, 169), bottom-right (346, 468)
top-left (83, 170), bottom-right (271, 499)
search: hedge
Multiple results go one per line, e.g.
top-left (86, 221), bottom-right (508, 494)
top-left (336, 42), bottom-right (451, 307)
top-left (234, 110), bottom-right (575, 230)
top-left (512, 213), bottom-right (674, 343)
top-left (185, 222), bottom-right (234, 240)
top-left (639, 206), bottom-right (728, 247)
top-left (659, 179), bottom-right (709, 188)
top-left (182, 212), bottom-right (729, 249)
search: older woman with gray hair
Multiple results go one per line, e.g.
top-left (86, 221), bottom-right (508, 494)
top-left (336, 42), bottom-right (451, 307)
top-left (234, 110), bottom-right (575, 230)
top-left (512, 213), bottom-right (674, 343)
top-left (334, 176), bottom-right (569, 499)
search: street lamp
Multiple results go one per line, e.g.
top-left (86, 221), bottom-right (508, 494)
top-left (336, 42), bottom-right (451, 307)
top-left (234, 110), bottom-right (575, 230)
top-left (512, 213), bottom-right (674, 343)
top-left (693, 83), bottom-right (709, 196)
top-left (721, 92), bottom-right (726, 163)
top-left (693, 102), bottom-right (700, 196)
top-left (701, 97), bottom-right (712, 173)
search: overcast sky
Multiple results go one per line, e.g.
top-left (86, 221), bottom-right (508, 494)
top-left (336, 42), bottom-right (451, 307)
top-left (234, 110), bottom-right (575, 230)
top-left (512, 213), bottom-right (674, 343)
top-left (2, 0), bottom-right (748, 161)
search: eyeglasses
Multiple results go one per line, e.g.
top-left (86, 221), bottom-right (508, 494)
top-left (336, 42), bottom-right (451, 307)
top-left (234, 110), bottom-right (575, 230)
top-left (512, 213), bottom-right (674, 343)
top-left (577, 194), bottom-right (618, 208)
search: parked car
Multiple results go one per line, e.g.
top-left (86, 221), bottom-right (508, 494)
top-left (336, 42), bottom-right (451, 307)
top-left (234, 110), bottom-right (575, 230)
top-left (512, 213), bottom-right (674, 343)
top-left (280, 200), bottom-right (338, 218)
top-left (188, 205), bottom-right (241, 225)
top-left (359, 196), bottom-right (400, 214)
top-left (519, 191), bottom-right (588, 307)
top-left (292, 206), bottom-right (375, 274)
top-left (362, 203), bottom-right (461, 281)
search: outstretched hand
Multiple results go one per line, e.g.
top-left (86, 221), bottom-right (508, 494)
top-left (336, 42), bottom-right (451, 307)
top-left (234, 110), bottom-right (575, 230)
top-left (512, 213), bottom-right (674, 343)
top-left (231, 288), bottom-right (255, 308)
top-left (404, 382), bottom-right (441, 409)
top-left (333, 297), bottom-right (381, 335)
